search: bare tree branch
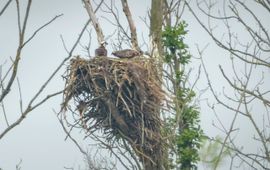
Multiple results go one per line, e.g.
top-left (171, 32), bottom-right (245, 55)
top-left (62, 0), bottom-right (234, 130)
top-left (0, 0), bottom-right (13, 16)
top-left (189, 0), bottom-right (270, 168)
top-left (83, 0), bottom-right (105, 44)
top-left (0, 18), bottom-right (91, 140)
top-left (0, 0), bottom-right (32, 103)
top-left (22, 14), bottom-right (63, 47)
top-left (185, 1), bottom-right (270, 68)
top-left (120, 0), bottom-right (140, 51)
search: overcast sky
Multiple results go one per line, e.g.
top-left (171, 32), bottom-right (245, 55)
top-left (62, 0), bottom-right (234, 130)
top-left (0, 1), bottom-right (269, 170)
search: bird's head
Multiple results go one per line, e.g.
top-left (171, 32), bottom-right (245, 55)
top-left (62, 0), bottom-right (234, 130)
top-left (133, 50), bottom-right (143, 56)
top-left (100, 41), bottom-right (108, 47)
top-left (138, 50), bottom-right (143, 55)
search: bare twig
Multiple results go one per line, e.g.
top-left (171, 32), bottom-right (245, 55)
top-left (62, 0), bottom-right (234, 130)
top-left (16, 78), bottom-right (23, 113)
top-left (0, 0), bottom-right (13, 16)
top-left (57, 115), bottom-right (88, 156)
top-left (22, 14), bottom-right (63, 47)
top-left (1, 100), bottom-right (9, 127)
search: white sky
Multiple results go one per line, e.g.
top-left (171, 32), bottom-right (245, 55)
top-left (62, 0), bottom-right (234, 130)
top-left (0, 0), bottom-right (269, 170)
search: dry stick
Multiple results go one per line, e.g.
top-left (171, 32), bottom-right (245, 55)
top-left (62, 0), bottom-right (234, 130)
top-left (118, 129), bottom-right (156, 166)
top-left (120, 0), bottom-right (140, 51)
top-left (1, 58), bottom-right (13, 83)
top-left (22, 14), bottom-right (63, 47)
top-left (83, 0), bottom-right (105, 44)
top-left (1, 100), bottom-right (9, 126)
top-left (15, 0), bottom-right (22, 34)
top-left (91, 134), bottom-right (131, 170)
top-left (0, 0), bottom-right (13, 16)
top-left (122, 139), bottom-right (142, 170)
top-left (113, 142), bottom-right (135, 170)
top-left (16, 78), bottom-right (23, 113)
top-left (57, 116), bottom-right (88, 156)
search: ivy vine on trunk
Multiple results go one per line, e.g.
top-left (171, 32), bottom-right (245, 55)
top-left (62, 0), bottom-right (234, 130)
top-left (162, 21), bottom-right (204, 170)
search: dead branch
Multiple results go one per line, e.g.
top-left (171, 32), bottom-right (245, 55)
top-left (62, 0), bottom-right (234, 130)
top-left (120, 0), bottom-right (140, 51)
top-left (0, 0), bottom-right (13, 16)
top-left (83, 0), bottom-right (105, 44)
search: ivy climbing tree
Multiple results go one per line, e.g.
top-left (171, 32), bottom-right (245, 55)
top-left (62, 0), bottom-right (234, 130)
top-left (162, 21), bottom-right (204, 170)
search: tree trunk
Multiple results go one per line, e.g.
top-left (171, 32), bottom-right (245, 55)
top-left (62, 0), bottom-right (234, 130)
top-left (147, 1), bottom-right (166, 170)
top-left (150, 0), bottom-right (163, 58)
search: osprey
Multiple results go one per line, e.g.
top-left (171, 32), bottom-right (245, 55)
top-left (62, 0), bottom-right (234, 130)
top-left (95, 41), bottom-right (107, 57)
top-left (112, 49), bottom-right (142, 59)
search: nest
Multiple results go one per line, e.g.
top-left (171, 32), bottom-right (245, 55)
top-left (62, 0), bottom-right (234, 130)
top-left (62, 56), bottom-right (165, 162)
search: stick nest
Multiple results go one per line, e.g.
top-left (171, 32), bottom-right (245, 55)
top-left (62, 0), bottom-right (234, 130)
top-left (62, 56), bottom-right (164, 159)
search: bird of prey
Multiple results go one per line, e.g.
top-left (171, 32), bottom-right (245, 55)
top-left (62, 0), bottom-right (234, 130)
top-left (95, 41), bottom-right (107, 57)
top-left (112, 49), bottom-right (142, 59)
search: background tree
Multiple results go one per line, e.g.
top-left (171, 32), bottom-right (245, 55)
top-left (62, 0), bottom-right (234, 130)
top-left (185, 0), bottom-right (270, 169)
top-left (0, 0), bottom-right (66, 139)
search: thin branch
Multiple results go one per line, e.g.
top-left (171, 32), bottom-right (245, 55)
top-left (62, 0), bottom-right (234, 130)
top-left (0, 0), bottom-right (13, 16)
top-left (186, 1), bottom-right (270, 68)
top-left (0, 19), bottom-right (90, 140)
top-left (20, 0), bottom-right (32, 39)
top-left (0, 90), bottom-right (62, 139)
top-left (0, 0), bottom-right (32, 103)
top-left (122, 139), bottom-right (142, 170)
top-left (15, 0), bottom-right (21, 35)
top-left (1, 100), bottom-right (9, 127)
top-left (57, 115), bottom-right (88, 156)
top-left (22, 14), bottom-right (63, 47)
top-left (16, 77), bottom-right (23, 113)
top-left (102, 0), bottom-right (131, 42)
top-left (219, 66), bottom-right (270, 106)
top-left (1, 58), bottom-right (13, 83)
top-left (60, 35), bottom-right (69, 53)
top-left (28, 19), bottom-right (90, 108)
